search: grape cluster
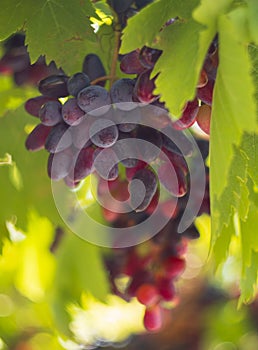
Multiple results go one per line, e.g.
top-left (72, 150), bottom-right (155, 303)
top-left (103, 198), bottom-right (203, 332)
top-left (23, 29), bottom-right (212, 334)
top-left (25, 50), bottom-right (194, 215)
top-left (0, 33), bottom-right (63, 86)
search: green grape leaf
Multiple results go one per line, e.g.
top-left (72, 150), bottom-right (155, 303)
top-left (0, 76), bottom-right (36, 117)
top-left (120, 0), bottom-right (200, 54)
top-left (246, 0), bottom-right (258, 44)
top-left (152, 20), bottom-right (203, 116)
top-left (210, 10), bottom-right (257, 232)
top-left (0, 0), bottom-right (96, 74)
top-left (211, 133), bottom-right (258, 303)
top-left (51, 233), bottom-right (109, 334)
top-left (14, 211), bottom-right (56, 302)
top-left (0, 107), bottom-right (64, 241)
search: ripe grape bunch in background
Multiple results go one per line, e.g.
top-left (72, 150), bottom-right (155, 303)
top-left (11, 0), bottom-right (216, 334)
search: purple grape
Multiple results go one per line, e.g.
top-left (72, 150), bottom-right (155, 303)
top-left (45, 122), bottom-right (72, 153)
top-left (72, 145), bottom-right (95, 182)
top-left (82, 54), bottom-right (106, 86)
top-left (118, 123), bottom-right (137, 133)
top-left (47, 149), bottom-right (73, 181)
top-left (89, 119), bottom-right (119, 148)
top-left (39, 75), bottom-right (69, 98)
top-left (120, 50), bottom-right (146, 75)
top-left (25, 96), bottom-right (57, 117)
top-left (129, 168), bottom-right (158, 212)
top-left (139, 46), bottom-right (162, 69)
top-left (25, 123), bottom-right (52, 152)
top-left (114, 132), bottom-right (139, 168)
top-left (94, 148), bottom-right (119, 181)
top-left (71, 116), bottom-right (94, 150)
top-left (62, 98), bottom-right (85, 126)
top-left (110, 78), bottom-right (136, 111)
top-left (77, 85), bottom-right (111, 116)
top-left (4, 33), bottom-right (25, 51)
top-left (135, 126), bottom-right (163, 162)
top-left (67, 72), bottom-right (90, 96)
top-left (158, 162), bottom-right (187, 197)
top-left (0, 50), bottom-right (30, 73)
top-left (134, 69), bottom-right (159, 104)
top-left (107, 0), bottom-right (134, 13)
top-left (172, 98), bottom-right (199, 130)
top-left (135, 0), bottom-right (153, 9)
top-left (197, 80), bottom-right (214, 105)
top-left (39, 100), bottom-right (62, 126)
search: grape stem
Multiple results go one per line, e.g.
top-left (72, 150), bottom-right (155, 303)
top-left (109, 24), bottom-right (122, 88)
top-left (90, 75), bottom-right (119, 85)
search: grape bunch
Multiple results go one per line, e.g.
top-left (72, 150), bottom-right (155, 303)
top-left (23, 28), bottom-right (212, 334)
top-left (0, 32), bottom-right (63, 86)
top-left (24, 49), bottom-right (195, 216)
top-left (103, 196), bottom-right (204, 332)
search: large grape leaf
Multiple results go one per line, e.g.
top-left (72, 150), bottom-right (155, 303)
top-left (211, 133), bottom-right (258, 303)
top-left (120, 0), bottom-right (200, 54)
top-left (152, 20), bottom-right (203, 116)
top-left (0, 0), bottom-right (96, 74)
top-left (0, 76), bottom-right (36, 117)
top-left (210, 9), bottom-right (257, 226)
top-left (246, 0), bottom-right (258, 44)
top-left (0, 107), bottom-right (64, 241)
top-left (51, 233), bottom-right (109, 334)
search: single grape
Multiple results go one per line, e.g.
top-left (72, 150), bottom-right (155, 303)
top-left (77, 85), bottom-right (111, 116)
top-left (67, 72), bottom-right (90, 97)
top-left (110, 78), bottom-right (136, 111)
top-left (63, 175), bottom-right (80, 189)
top-left (70, 116), bottom-right (94, 150)
top-left (89, 119), bottom-right (118, 148)
top-left (158, 162), bottom-right (188, 197)
top-left (45, 122), bottom-right (72, 153)
top-left (161, 125), bottom-right (194, 157)
top-left (139, 46), bottom-right (162, 69)
top-left (197, 79), bottom-right (214, 105)
top-left (82, 54), bottom-right (106, 86)
top-left (160, 148), bottom-right (188, 175)
top-left (25, 96), bottom-right (57, 117)
top-left (107, 0), bottom-right (134, 13)
top-left (47, 149), bottom-right (73, 181)
top-left (134, 69), bottom-right (158, 104)
top-left (140, 103), bottom-right (170, 129)
top-left (62, 98), bottom-right (85, 126)
top-left (39, 100), bottom-right (62, 126)
top-left (4, 33), bottom-right (25, 51)
top-left (136, 284), bottom-right (160, 306)
top-left (135, 0), bottom-right (153, 9)
top-left (38, 75), bottom-right (69, 98)
top-left (173, 98), bottom-right (199, 130)
top-left (120, 49), bottom-right (146, 75)
top-left (125, 160), bottom-right (147, 180)
top-left (94, 148), bottom-right (119, 181)
top-left (72, 145), bottom-right (95, 182)
top-left (161, 256), bottom-right (186, 278)
top-left (196, 104), bottom-right (211, 135)
top-left (129, 168), bottom-right (158, 212)
top-left (197, 69), bottom-right (208, 88)
top-left (156, 278), bottom-right (176, 302)
top-left (0, 50), bottom-right (30, 73)
top-left (135, 126), bottom-right (163, 162)
top-left (25, 123), bottom-right (52, 151)
top-left (143, 304), bottom-right (163, 332)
